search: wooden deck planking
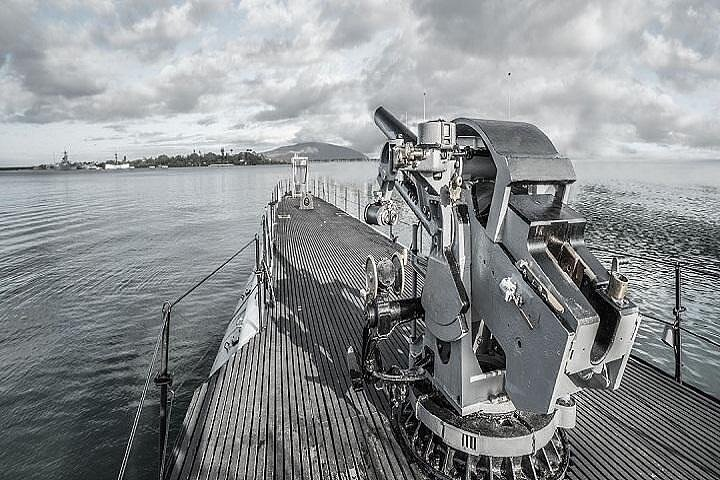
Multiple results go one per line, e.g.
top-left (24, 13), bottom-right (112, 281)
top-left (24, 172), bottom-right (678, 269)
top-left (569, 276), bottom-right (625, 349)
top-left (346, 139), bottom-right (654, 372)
top-left (166, 196), bottom-right (720, 480)
top-left (276, 200), bottom-right (419, 480)
top-left (568, 357), bottom-right (720, 480)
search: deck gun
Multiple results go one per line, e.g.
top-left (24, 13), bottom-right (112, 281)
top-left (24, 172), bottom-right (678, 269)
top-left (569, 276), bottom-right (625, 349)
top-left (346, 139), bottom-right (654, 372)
top-left (350, 106), bottom-right (641, 480)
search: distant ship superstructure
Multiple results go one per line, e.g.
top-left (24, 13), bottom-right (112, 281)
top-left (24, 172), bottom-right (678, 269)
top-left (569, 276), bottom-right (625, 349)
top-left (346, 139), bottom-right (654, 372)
top-left (57, 151), bottom-right (73, 170)
top-left (105, 153), bottom-right (132, 170)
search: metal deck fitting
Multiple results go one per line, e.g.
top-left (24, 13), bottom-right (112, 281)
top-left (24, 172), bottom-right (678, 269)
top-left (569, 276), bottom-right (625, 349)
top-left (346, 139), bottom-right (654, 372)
top-left (165, 196), bottom-right (720, 480)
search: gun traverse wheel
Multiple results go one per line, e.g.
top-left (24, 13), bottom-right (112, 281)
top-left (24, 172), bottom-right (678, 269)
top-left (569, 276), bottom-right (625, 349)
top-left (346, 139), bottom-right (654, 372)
top-left (391, 382), bottom-right (570, 480)
top-left (365, 256), bottom-right (378, 301)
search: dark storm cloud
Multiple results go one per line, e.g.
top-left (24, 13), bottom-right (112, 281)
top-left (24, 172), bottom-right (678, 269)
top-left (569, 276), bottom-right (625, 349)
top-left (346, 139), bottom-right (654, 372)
top-left (0, 0), bottom-right (229, 125)
top-left (11, 100), bottom-right (68, 124)
top-left (319, 1), bottom-right (396, 49)
top-left (157, 60), bottom-right (227, 113)
top-left (251, 80), bottom-right (348, 122)
top-left (348, 0), bottom-right (720, 156)
top-left (0, 1), bottom-right (105, 103)
top-left (88, 0), bottom-right (229, 61)
top-left (10, 52), bottom-right (226, 124)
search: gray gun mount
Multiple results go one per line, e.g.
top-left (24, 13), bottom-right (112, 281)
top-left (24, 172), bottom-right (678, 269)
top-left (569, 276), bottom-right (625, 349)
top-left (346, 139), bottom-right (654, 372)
top-left (356, 106), bottom-right (640, 480)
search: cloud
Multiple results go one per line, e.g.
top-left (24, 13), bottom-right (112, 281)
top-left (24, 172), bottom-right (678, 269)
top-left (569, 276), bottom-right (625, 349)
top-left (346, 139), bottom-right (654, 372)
top-left (155, 52), bottom-right (228, 113)
top-left (1, 0), bottom-right (720, 166)
top-left (89, 0), bottom-right (228, 61)
top-left (250, 78), bottom-right (350, 121)
top-left (0, 0), bottom-right (231, 126)
top-left (197, 115), bottom-right (218, 126)
top-left (641, 30), bottom-right (720, 90)
top-left (353, 0), bottom-right (720, 158)
top-left (104, 123), bottom-right (129, 132)
top-left (319, 0), bottom-right (401, 49)
top-left (0, 1), bottom-right (106, 101)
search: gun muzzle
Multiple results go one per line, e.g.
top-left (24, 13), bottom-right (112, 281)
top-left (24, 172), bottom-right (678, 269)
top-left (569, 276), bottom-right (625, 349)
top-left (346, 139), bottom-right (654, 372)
top-left (374, 106), bottom-right (418, 142)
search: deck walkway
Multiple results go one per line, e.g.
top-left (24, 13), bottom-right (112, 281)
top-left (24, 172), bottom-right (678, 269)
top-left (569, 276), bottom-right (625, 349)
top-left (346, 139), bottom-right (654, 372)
top-left (166, 196), bottom-right (720, 480)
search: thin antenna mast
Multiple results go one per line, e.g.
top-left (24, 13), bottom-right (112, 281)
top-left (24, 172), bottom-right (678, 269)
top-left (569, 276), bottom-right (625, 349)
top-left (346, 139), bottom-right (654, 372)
top-left (507, 72), bottom-right (511, 120)
top-left (423, 92), bottom-right (427, 121)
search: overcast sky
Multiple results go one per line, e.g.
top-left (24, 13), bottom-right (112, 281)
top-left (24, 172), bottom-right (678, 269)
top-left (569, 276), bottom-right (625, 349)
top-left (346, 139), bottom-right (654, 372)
top-left (1, 0), bottom-right (718, 166)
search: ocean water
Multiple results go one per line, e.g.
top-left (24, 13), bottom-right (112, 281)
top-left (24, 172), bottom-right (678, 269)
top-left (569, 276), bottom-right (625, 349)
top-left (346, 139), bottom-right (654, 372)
top-left (0, 160), bottom-right (718, 479)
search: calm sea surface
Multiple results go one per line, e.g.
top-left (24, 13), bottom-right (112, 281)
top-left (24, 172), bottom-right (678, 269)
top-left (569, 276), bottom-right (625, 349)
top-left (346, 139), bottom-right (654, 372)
top-left (1, 161), bottom-right (718, 479)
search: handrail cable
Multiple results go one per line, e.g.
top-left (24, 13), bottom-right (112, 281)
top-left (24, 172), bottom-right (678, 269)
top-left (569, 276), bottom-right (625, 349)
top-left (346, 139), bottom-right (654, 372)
top-left (682, 328), bottom-right (720, 349)
top-left (587, 245), bottom-right (720, 280)
top-left (171, 237), bottom-right (255, 307)
top-left (118, 238), bottom-right (258, 480)
top-left (117, 323), bottom-right (164, 480)
top-left (642, 312), bottom-right (720, 349)
top-left (167, 283), bottom-right (257, 383)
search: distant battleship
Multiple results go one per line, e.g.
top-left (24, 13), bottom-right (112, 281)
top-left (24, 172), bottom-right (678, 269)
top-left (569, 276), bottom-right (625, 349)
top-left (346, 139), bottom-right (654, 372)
top-left (57, 151), bottom-right (74, 170)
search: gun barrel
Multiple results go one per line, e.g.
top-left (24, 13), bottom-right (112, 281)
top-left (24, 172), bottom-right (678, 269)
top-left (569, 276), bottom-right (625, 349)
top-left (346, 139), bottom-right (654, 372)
top-left (374, 106), bottom-right (417, 143)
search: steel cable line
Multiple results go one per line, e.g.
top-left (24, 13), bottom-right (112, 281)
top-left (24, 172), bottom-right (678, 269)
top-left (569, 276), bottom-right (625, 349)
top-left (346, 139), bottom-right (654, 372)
top-left (118, 238), bottom-right (258, 480)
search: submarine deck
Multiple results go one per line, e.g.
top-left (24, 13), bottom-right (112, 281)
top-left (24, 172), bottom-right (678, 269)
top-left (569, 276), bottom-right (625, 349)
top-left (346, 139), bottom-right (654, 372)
top-left (166, 196), bottom-right (720, 480)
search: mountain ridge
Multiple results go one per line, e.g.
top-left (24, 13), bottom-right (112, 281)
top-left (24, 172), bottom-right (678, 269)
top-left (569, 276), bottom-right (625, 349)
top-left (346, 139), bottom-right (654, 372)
top-left (261, 141), bottom-right (368, 162)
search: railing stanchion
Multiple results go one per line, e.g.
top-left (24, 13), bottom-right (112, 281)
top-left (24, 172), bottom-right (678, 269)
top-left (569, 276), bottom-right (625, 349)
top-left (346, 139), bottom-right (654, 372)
top-left (344, 186), bottom-right (348, 211)
top-left (357, 189), bottom-right (361, 219)
top-left (119, 238), bottom-right (254, 480)
top-left (255, 234), bottom-right (263, 326)
top-left (673, 262), bottom-right (684, 382)
top-left (334, 183), bottom-right (337, 206)
top-left (262, 213), bottom-right (269, 271)
top-left (155, 302), bottom-right (173, 479)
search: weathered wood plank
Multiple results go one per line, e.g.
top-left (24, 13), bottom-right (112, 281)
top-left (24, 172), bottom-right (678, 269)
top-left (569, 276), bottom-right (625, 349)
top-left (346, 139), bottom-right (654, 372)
top-left (167, 381), bottom-right (208, 480)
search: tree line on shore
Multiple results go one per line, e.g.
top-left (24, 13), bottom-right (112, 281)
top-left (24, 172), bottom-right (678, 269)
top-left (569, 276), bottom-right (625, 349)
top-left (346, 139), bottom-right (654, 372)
top-left (31, 147), bottom-right (371, 170)
top-left (132, 149), bottom-right (266, 168)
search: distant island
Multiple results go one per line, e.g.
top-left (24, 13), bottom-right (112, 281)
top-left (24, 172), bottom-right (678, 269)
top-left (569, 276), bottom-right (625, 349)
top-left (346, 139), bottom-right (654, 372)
top-left (22, 142), bottom-right (369, 171)
top-left (261, 142), bottom-right (368, 163)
